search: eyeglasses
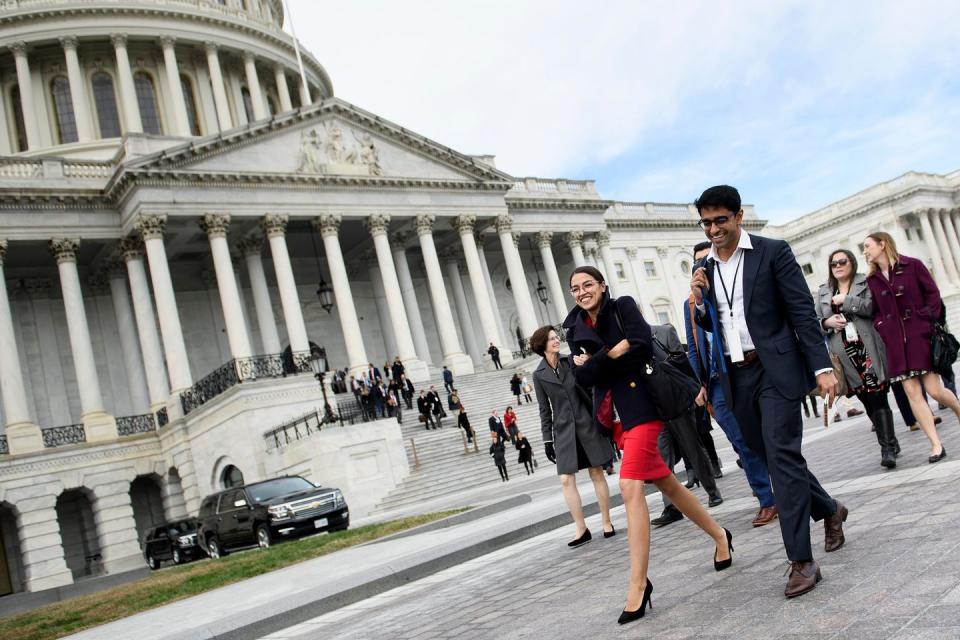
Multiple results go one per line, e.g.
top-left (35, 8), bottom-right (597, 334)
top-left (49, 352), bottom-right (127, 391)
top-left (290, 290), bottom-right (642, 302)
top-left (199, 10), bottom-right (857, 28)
top-left (830, 258), bottom-right (849, 268)
top-left (569, 280), bottom-right (600, 296)
top-left (697, 216), bottom-right (732, 229)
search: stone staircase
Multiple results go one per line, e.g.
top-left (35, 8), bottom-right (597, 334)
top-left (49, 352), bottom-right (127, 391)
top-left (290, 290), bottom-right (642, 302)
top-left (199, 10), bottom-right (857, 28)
top-left (363, 365), bottom-right (552, 515)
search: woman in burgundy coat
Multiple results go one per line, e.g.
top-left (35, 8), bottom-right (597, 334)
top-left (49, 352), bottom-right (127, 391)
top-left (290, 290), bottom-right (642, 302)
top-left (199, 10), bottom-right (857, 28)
top-left (864, 232), bottom-right (960, 463)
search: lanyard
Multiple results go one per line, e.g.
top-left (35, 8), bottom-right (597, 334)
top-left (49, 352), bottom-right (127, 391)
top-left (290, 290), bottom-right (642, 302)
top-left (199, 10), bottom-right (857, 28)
top-left (715, 250), bottom-right (744, 318)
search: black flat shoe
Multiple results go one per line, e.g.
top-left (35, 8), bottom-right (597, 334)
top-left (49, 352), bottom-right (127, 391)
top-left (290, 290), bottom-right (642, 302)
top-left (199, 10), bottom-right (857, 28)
top-left (618, 579), bottom-right (653, 625)
top-left (714, 528), bottom-right (734, 571)
top-left (568, 529), bottom-right (592, 548)
top-left (603, 526), bottom-right (616, 539)
top-left (929, 447), bottom-right (947, 464)
top-left (708, 494), bottom-right (724, 508)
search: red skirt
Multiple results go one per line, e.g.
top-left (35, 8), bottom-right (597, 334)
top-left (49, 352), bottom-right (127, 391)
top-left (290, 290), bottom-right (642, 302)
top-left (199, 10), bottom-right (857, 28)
top-left (619, 420), bottom-right (671, 481)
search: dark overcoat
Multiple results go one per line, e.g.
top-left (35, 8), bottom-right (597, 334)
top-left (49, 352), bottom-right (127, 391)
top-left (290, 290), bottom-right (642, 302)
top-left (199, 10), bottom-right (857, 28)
top-left (866, 255), bottom-right (941, 378)
top-left (532, 356), bottom-right (612, 474)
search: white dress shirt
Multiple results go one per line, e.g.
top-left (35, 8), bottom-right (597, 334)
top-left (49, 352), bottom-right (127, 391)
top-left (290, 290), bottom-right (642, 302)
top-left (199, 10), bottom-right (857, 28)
top-left (708, 231), bottom-right (756, 357)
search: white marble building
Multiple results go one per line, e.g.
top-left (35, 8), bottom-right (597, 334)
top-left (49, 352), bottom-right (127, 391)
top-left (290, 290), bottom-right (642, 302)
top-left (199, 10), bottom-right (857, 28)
top-left (0, 1), bottom-right (955, 596)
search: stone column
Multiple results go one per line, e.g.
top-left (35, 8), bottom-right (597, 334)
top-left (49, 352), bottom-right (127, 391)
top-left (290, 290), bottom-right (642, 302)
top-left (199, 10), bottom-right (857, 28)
top-left (0, 241), bottom-right (43, 453)
top-left (391, 233), bottom-right (435, 365)
top-left (199, 214), bottom-right (253, 358)
top-left (596, 230), bottom-right (620, 297)
top-left (496, 215), bottom-right (538, 338)
top-left (92, 484), bottom-right (143, 574)
top-left (159, 36), bottom-right (190, 136)
top-left (120, 238), bottom-right (170, 410)
top-left (274, 64), bottom-right (292, 112)
top-left (297, 78), bottom-right (311, 108)
top-left (204, 42), bottom-right (233, 131)
top-left (625, 247), bottom-right (647, 311)
top-left (934, 208), bottom-right (960, 286)
top-left (535, 231), bottom-right (569, 322)
top-left (367, 215), bottom-right (430, 380)
top-left (442, 250), bottom-right (483, 366)
top-left (237, 236), bottom-right (281, 354)
top-left (476, 232), bottom-right (510, 349)
top-left (59, 37), bottom-right (94, 142)
top-left (49, 239), bottom-right (118, 442)
top-left (452, 216), bottom-right (511, 365)
top-left (243, 52), bottom-right (267, 121)
top-left (10, 42), bottom-right (40, 149)
top-left (110, 34), bottom-right (142, 133)
top-left (105, 262), bottom-right (150, 414)
top-left (367, 262), bottom-right (398, 361)
top-left (565, 230), bottom-right (587, 268)
top-left (136, 215), bottom-right (192, 392)
top-left (415, 214), bottom-right (474, 374)
top-left (313, 215), bottom-right (368, 375)
top-left (920, 209), bottom-right (950, 286)
top-left (15, 497), bottom-right (73, 591)
top-left (948, 209), bottom-right (960, 277)
top-left (261, 215), bottom-right (310, 354)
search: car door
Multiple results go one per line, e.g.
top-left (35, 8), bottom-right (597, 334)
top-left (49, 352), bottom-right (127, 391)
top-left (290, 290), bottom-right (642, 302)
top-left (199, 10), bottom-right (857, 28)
top-left (155, 526), bottom-right (173, 561)
top-left (219, 489), bottom-right (252, 548)
top-left (216, 490), bottom-right (240, 547)
top-left (231, 489), bottom-right (256, 546)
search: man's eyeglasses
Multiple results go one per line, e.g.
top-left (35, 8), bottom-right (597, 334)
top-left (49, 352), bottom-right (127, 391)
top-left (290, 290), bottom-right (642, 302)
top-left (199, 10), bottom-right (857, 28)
top-left (829, 258), bottom-right (850, 268)
top-left (569, 280), bottom-right (600, 296)
top-left (697, 216), bottom-right (731, 229)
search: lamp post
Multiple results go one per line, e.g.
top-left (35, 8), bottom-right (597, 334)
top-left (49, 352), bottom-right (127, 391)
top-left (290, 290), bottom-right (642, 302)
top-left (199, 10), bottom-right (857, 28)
top-left (309, 350), bottom-right (336, 423)
top-left (310, 224), bottom-right (335, 313)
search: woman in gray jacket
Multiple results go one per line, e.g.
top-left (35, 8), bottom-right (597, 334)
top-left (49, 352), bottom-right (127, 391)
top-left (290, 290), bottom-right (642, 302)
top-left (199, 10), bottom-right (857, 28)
top-left (816, 249), bottom-right (900, 468)
top-left (530, 325), bottom-right (615, 547)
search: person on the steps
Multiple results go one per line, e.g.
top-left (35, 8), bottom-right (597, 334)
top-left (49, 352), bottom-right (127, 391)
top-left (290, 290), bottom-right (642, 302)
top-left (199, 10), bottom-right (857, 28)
top-left (510, 373), bottom-right (524, 405)
top-left (516, 432), bottom-right (535, 475)
top-left (504, 406), bottom-right (519, 445)
top-left (490, 432), bottom-right (509, 481)
top-left (458, 407), bottom-right (474, 443)
top-left (488, 410), bottom-right (508, 442)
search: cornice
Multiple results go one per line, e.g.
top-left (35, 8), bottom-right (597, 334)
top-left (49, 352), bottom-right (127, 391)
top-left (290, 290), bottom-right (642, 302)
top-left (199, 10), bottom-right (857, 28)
top-left (605, 218), bottom-right (768, 231)
top-left (506, 197), bottom-right (613, 212)
top-left (0, 439), bottom-right (160, 479)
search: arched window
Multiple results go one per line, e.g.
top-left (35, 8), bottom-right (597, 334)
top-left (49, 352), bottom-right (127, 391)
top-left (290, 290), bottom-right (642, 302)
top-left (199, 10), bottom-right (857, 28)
top-left (180, 75), bottom-right (201, 136)
top-left (50, 76), bottom-right (78, 144)
top-left (91, 73), bottom-right (121, 138)
top-left (134, 72), bottom-right (162, 135)
top-left (240, 87), bottom-right (254, 124)
top-left (9, 86), bottom-right (27, 152)
top-left (221, 465), bottom-right (244, 489)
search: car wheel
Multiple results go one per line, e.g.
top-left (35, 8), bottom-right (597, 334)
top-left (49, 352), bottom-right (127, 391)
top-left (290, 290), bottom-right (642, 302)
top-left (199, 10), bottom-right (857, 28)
top-left (207, 536), bottom-right (223, 559)
top-left (256, 524), bottom-right (272, 549)
top-left (172, 548), bottom-right (182, 565)
top-left (146, 553), bottom-right (159, 570)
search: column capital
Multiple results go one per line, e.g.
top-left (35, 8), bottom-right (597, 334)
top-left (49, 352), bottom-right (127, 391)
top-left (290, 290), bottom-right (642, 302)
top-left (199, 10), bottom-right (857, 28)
top-left (199, 213), bottom-right (231, 238)
top-left (49, 238), bottom-right (80, 264)
top-left (451, 214), bottom-right (477, 235)
top-left (0, 238), bottom-right (7, 264)
top-left (474, 230), bottom-right (487, 246)
top-left (625, 247), bottom-right (638, 258)
top-left (596, 230), bottom-right (611, 247)
top-left (415, 214), bottom-right (435, 236)
top-left (534, 231), bottom-right (553, 248)
top-left (22, 278), bottom-right (52, 298)
top-left (511, 232), bottom-right (522, 248)
top-left (118, 235), bottom-right (144, 261)
top-left (159, 35), bottom-right (177, 49)
top-left (86, 272), bottom-right (109, 295)
top-left (494, 214), bottom-right (513, 234)
top-left (366, 214), bottom-right (391, 236)
top-left (565, 231), bottom-right (584, 248)
top-left (105, 257), bottom-right (127, 278)
top-left (236, 235), bottom-right (263, 257)
top-left (243, 50), bottom-right (256, 64)
top-left (59, 36), bottom-right (79, 50)
top-left (391, 231), bottom-right (411, 247)
top-left (203, 41), bottom-right (220, 54)
top-left (110, 33), bottom-right (128, 48)
top-left (136, 214), bottom-right (167, 240)
top-left (261, 213), bottom-right (289, 238)
top-left (9, 41), bottom-right (27, 56)
top-left (313, 214), bottom-right (341, 238)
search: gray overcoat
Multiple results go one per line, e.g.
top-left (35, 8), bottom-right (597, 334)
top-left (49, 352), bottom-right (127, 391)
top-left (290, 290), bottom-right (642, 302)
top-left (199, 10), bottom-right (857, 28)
top-left (533, 355), bottom-right (612, 475)
top-left (816, 273), bottom-right (888, 389)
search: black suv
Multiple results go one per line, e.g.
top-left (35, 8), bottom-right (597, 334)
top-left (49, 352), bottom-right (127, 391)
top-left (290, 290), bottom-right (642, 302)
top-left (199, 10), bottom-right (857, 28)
top-left (196, 476), bottom-right (349, 558)
top-left (143, 519), bottom-right (206, 569)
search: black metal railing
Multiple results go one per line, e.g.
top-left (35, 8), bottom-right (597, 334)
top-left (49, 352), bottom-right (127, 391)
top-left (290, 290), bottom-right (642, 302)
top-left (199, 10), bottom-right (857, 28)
top-left (42, 424), bottom-right (86, 448)
top-left (512, 337), bottom-right (531, 360)
top-left (156, 407), bottom-right (169, 428)
top-left (0, 435), bottom-right (7, 455)
top-left (264, 401), bottom-right (389, 451)
top-left (117, 413), bottom-right (157, 437)
top-left (180, 350), bottom-right (315, 415)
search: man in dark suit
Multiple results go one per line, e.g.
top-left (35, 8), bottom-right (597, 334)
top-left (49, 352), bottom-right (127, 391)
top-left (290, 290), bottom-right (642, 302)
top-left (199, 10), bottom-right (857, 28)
top-left (487, 343), bottom-right (503, 370)
top-left (691, 185), bottom-right (845, 598)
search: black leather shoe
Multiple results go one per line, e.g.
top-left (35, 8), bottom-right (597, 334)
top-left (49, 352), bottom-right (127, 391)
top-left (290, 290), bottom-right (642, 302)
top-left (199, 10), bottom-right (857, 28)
top-left (568, 529), bottom-right (592, 548)
top-left (929, 446), bottom-right (947, 463)
top-left (618, 579), bottom-right (653, 625)
top-left (714, 528), bottom-right (734, 571)
top-left (708, 494), bottom-right (724, 508)
top-left (651, 507), bottom-right (683, 527)
top-left (603, 525), bottom-right (616, 538)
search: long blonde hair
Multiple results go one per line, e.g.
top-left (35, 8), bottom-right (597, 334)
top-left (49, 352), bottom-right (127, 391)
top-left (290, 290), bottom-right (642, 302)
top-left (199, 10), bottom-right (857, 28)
top-left (865, 231), bottom-right (899, 275)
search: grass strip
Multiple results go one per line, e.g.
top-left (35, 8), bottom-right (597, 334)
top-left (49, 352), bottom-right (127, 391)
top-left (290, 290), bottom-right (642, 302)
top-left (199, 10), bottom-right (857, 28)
top-left (1, 509), bottom-right (467, 640)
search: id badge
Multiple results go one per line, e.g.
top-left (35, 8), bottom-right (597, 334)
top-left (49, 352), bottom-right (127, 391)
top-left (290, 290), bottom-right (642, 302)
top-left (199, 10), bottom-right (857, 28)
top-left (724, 318), bottom-right (745, 362)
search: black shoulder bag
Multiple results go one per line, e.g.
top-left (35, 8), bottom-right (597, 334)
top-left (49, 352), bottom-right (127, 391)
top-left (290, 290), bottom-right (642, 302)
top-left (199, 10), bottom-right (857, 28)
top-left (612, 301), bottom-right (699, 421)
top-left (931, 321), bottom-right (960, 377)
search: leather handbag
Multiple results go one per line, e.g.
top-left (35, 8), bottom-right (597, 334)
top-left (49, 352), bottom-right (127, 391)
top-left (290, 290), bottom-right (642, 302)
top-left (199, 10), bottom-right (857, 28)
top-left (931, 322), bottom-right (960, 377)
top-left (829, 353), bottom-right (849, 397)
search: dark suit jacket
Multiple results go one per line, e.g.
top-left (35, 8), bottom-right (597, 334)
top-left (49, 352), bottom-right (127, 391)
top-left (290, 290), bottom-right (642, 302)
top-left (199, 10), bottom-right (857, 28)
top-left (695, 233), bottom-right (830, 400)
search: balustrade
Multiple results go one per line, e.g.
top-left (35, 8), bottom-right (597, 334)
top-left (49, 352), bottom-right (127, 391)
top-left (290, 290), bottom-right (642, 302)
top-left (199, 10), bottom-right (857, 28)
top-left (116, 413), bottom-right (157, 436)
top-left (41, 424), bottom-right (86, 448)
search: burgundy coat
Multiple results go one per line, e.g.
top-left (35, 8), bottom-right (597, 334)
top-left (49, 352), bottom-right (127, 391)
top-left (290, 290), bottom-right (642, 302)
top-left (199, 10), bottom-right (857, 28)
top-left (866, 255), bottom-right (942, 378)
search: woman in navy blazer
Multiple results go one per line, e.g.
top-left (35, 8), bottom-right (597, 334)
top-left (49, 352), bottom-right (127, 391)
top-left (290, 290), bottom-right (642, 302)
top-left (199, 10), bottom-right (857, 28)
top-left (563, 266), bottom-right (732, 625)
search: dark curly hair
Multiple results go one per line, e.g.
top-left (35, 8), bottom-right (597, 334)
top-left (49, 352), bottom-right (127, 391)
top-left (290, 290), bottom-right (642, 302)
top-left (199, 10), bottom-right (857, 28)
top-left (529, 325), bottom-right (556, 357)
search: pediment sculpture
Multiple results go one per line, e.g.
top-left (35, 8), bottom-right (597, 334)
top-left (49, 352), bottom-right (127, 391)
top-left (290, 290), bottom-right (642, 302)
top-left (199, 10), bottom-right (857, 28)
top-left (296, 122), bottom-right (384, 176)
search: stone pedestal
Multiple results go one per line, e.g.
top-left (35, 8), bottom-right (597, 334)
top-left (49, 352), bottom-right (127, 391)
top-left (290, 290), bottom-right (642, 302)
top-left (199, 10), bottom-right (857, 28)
top-left (81, 411), bottom-right (119, 444)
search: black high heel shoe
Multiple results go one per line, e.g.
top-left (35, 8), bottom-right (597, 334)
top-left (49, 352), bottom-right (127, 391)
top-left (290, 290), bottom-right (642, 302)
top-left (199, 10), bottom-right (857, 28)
top-left (714, 528), bottom-right (734, 571)
top-left (603, 525), bottom-right (616, 539)
top-left (617, 579), bottom-right (653, 625)
top-left (684, 473), bottom-right (700, 489)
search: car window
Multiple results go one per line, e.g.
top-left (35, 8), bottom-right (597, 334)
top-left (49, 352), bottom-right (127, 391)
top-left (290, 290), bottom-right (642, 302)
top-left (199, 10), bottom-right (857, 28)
top-left (218, 489), bottom-right (244, 512)
top-left (246, 477), bottom-right (314, 503)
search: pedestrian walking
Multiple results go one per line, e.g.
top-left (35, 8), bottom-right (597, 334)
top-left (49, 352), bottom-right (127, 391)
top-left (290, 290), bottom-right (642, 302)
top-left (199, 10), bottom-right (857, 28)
top-left (864, 232), bottom-right (960, 463)
top-left (442, 366), bottom-right (454, 393)
top-left (458, 408), bottom-right (474, 442)
top-left (520, 374), bottom-right (534, 403)
top-left (401, 374), bottom-right (415, 410)
top-left (391, 357), bottom-right (405, 383)
top-left (516, 432), bottom-right (535, 475)
top-left (417, 391), bottom-right (435, 430)
top-left (488, 410), bottom-right (508, 442)
top-left (509, 373), bottom-right (523, 405)
top-left (448, 388), bottom-right (462, 412)
top-left (504, 406), bottom-right (519, 444)
top-left (427, 385), bottom-right (444, 427)
top-left (490, 432), bottom-right (509, 481)
top-left (488, 343), bottom-right (503, 370)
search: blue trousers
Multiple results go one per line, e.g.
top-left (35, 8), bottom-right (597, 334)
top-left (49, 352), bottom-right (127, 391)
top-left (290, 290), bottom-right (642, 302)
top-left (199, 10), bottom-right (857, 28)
top-left (709, 382), bottom-right (775, 508)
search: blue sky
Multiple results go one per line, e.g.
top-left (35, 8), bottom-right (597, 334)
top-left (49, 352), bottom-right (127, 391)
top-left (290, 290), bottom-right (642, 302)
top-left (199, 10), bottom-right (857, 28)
top-left (288, 1), bottom-right (960, 223)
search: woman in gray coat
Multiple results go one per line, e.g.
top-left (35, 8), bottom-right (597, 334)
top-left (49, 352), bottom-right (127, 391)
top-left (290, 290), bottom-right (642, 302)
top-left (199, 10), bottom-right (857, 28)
top-left (530, 325), bottom-right (615, 547)
top-left (816, 249), bottom-right (900, 468)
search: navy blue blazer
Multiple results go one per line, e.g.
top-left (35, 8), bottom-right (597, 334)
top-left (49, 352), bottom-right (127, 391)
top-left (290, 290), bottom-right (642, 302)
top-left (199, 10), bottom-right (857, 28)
top-left (562, 292), bottom-right (660, 431)
top-left (695, 233), bottom-right (831, 401)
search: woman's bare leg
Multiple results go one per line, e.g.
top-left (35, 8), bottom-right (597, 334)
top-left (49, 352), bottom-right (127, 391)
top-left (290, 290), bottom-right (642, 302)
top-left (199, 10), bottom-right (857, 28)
top-left (560, 473), bottom-right (587, 537)
top-left (587, 466), bottom-right (613, 532)
top-left (902, 377), bottom-right (943, 455)
top-left (620, 478), bottom-right (650, 610)
top-left (654, 474), bottom-right (729, 561)
top-left (922, 372), bottom-right (960, 423)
